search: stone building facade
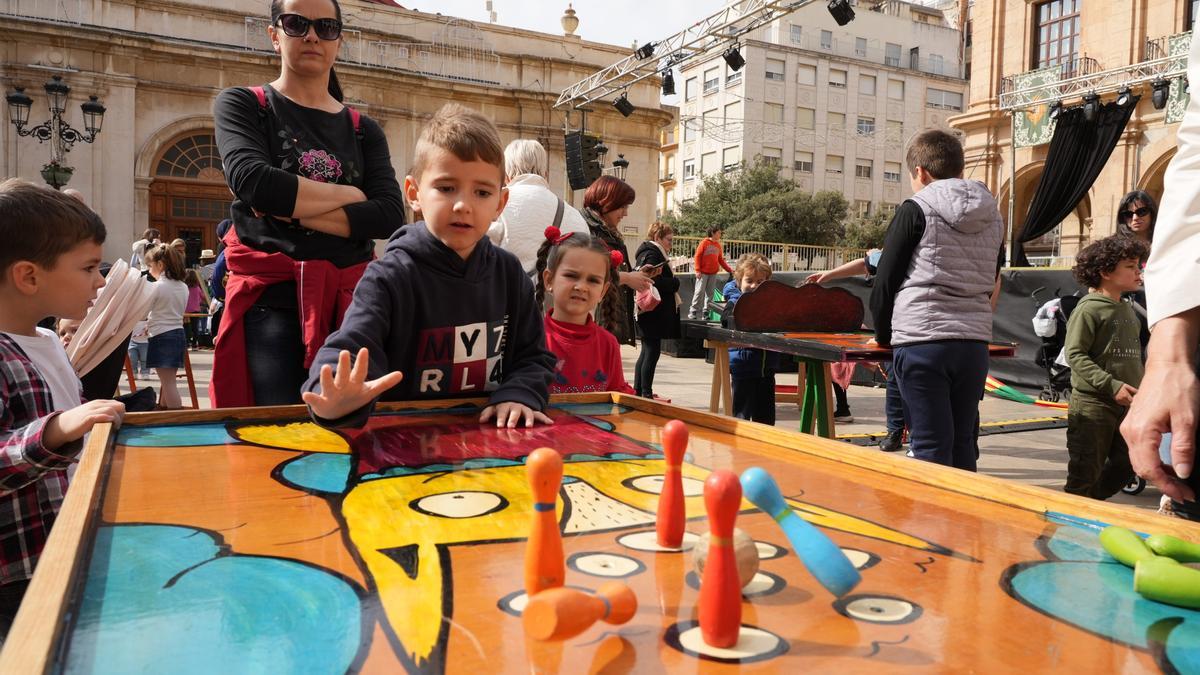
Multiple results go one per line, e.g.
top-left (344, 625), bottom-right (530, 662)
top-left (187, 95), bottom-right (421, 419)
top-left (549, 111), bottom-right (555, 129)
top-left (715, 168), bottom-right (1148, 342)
top-left (0, 1), bottom-right (671, 264)
top-left (952, 0), bottom-right (1194, 263)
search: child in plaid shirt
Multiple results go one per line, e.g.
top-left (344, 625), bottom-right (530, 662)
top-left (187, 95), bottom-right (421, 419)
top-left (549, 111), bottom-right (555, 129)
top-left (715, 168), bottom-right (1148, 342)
top-left (0, 179), bottom-right (125, 636)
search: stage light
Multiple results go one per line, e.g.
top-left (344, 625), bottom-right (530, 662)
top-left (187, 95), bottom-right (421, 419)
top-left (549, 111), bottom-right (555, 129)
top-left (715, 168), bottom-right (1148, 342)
top-left (827, 0), bottom-right (855, 26)
top-left (723, 45), bottom-right (745, 72)
top-left (661, 69), bottom-right (676, 96)
top-left (1082, 92), bottom-right (1099, 122)
top-left (1048, 101), bottom-right (1063, 120)
top-left (613, 93), bottom-right (635, 117)
top-left (1152, 78), bottom-right (1171, 110)
top-left (1115, 87), bottom-right (1133, 106)
top-left (634, 42), bottom-right (656, 60)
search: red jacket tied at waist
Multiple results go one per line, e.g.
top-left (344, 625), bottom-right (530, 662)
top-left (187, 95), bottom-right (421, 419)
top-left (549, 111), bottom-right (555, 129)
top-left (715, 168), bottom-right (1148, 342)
top-left (210, 227), bottom-right (368, 408)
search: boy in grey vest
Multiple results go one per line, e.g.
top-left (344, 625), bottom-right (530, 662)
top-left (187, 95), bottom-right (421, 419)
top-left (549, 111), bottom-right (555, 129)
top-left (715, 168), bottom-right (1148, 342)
top-left (869, 130), bottom-right (1004, 471)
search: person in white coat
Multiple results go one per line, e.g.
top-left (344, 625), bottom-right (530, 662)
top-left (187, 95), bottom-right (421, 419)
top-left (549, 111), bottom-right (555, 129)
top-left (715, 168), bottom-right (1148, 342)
top-left (488, 139), bottom-right (588, 277)
top-left (1122, 32), bottom-right (1200, 514)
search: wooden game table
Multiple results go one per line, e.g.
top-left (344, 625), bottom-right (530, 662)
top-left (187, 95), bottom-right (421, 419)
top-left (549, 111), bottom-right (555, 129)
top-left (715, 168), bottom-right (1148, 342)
top-left (684, 324), bottom-right (1017, 438)
top-left (4, 393), bottom-right (1198, 673)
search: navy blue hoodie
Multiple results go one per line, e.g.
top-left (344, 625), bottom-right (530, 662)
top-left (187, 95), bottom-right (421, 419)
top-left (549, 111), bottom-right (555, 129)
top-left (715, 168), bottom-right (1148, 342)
top-left (303, 222), bottom-right (555, 428)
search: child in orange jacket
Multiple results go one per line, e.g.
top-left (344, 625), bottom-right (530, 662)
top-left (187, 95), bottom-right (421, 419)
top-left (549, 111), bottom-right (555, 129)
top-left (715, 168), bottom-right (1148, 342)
top-left (688, 225), bottom-right (733, 319)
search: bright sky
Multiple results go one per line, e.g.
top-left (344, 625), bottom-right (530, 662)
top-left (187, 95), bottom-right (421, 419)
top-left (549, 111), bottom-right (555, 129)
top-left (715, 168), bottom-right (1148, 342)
top-left (400, 0), bottom-right (730, 49)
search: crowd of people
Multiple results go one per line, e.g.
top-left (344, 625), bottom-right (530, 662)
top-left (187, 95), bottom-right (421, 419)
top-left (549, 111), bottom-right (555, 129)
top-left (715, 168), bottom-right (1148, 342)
top-left (3, 0), bottom-right (1200, 645)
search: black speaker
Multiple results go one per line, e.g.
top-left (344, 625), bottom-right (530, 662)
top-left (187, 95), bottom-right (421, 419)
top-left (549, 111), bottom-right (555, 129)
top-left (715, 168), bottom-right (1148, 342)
top-left (564, 131), bottom-right (604, 191)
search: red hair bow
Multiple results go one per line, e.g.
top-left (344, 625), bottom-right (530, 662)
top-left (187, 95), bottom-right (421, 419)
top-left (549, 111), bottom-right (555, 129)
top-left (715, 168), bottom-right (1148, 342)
top-left (543, 226), bottom-right (572, 245)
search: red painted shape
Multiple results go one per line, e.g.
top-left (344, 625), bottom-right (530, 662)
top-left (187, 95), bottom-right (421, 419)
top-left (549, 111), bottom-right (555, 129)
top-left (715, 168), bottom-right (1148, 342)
top-left (656, 420), bottom-right (688, 548)
top-left (525, 448), bottom-right (565, 596)
top-left (732, 280), bottom-right (864, 333)
top-left (698, 470), bottom-right (743, 648)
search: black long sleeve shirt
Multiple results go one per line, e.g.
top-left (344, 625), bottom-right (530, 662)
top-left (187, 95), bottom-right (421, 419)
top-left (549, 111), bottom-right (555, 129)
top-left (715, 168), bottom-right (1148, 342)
top-left (214, 85), bottom-right (406, 268)
top-left (869, 201), bottom-right (1004, 347)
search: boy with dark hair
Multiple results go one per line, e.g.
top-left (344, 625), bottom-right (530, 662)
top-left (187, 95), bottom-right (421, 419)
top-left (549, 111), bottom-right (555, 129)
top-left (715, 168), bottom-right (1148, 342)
top-left (689, 224), bottom-right (733, 320)
top-left (869, 129), bottom-right (1004, 471)
top-left (1064, 235), bottom-right (1149, 499)
top-left (0, 179), bottom-right (125, 634)
top-left (302, 103), bottom-right (556, 429)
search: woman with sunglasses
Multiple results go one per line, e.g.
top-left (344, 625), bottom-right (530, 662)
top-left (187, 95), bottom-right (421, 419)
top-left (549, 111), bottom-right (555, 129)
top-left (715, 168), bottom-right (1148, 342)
top-left (1116, 190), bottom-right (1157, 244)
top-left (211, 0), bottom-right (405, 407)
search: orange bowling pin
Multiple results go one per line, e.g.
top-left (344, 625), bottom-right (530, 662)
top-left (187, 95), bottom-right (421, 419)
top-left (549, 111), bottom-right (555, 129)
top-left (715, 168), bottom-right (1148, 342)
top-left (656, 420), bottom-right (688, 549)
top-left (523, 582), bottom-right (638, 641)
top-left (698, 469), bottom-right (742, 648)
top-left (525, 447), bottom-right (565, 596)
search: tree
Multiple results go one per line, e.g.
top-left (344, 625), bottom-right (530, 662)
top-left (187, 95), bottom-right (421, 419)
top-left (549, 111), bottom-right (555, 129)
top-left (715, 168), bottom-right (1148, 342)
top-left (663, 159), bottom-right (849, 245)
top-left (841, 210), bottom-right (892, 250)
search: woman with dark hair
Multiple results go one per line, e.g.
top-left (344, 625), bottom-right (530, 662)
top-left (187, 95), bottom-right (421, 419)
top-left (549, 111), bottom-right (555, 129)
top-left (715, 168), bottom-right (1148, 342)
top-left (581, 176), bottom-right (653, 344)
top-left (211, 0), bottom-right (405, 407)
top-left (1116, 190), bottom-right (1157, 244)
top-left (634, 221), bottom-right (680, 399)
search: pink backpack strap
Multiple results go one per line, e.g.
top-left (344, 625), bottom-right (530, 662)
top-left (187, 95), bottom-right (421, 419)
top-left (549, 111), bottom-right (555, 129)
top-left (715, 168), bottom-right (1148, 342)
top-left (248, 85), bottom-right (268, 110)
top-left (347, 106), bottom-right (362, 136)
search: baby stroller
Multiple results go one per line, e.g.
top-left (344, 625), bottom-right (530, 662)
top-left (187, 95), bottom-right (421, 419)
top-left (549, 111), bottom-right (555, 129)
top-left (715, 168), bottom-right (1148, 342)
top-left (1031, 288), bottom-right (1080, 404)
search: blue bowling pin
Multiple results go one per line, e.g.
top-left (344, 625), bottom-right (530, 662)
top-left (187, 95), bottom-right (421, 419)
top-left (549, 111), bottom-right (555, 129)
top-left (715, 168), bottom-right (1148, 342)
top-left (740, 467), bottom-right (861, 597)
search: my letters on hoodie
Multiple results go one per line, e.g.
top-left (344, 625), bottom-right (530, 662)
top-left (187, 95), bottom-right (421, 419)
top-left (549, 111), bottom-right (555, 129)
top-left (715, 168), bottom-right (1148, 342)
top-left (415, 317), bottom-right (507, 394)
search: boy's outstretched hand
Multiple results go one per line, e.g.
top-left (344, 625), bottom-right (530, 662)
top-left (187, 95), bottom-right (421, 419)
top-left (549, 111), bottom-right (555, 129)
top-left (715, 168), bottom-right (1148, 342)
top-left (43, 399), bottom-right (126, 451)
top-left (302, 348), bottom-right (404, 421)
top-left (480, 401), bottom-right (554, 428)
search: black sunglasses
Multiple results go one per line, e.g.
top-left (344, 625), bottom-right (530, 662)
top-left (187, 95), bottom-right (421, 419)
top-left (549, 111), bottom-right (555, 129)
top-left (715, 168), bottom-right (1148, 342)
top-left (275, 13), bottom-right (343, 41)
top-left (1119, 206), bottom-right (1152, 221)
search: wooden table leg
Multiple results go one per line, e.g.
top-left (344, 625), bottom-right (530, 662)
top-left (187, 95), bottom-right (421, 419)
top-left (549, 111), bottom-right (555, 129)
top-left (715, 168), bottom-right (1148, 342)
top-left (799, 360), bottom-right (815, 435)
top-left (720, 348), bottom-right (733, 417)
top-left (821, 362), bottom-right (837, 439)
top-left (123, 354), bottom-right (137, 395)
top-left (183, 349), bottom-right (199, 410)
top-left (704, 340), bottom-right (726, 414)
top-left (795, 360), bottom-right (806, 414)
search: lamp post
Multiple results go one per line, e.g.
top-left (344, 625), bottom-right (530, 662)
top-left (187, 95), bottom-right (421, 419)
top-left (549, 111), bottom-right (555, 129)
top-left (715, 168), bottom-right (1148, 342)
top-left (611, 154), bottom-right (629, 181)
top-left (5, 75), bottom-right (106, 190)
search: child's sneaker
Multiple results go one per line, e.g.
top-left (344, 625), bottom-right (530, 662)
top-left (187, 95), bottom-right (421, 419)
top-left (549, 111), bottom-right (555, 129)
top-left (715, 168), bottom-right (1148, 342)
top-left (834, 411), bottom-right (854, 423)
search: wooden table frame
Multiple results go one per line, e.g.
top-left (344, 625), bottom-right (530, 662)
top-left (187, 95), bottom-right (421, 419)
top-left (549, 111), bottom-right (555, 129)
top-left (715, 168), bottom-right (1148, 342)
top-left (688, 324), bottom-right (1017, 438)
top-left (5, 392), bottom-right (1193, 673)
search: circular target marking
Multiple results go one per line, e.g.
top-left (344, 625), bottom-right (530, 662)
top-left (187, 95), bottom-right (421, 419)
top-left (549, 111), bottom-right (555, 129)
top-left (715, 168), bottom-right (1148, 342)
top-left (754, 541), bottom-right (786, 560)
top-left (496, 589), bottom-right (528, 617)
top-left (833, 594), bottom-right (923, 625)
top-left (623, 475), bottom-right (705, 496)
top-left (616, 530), bottom-right (700, 553)
top-left (567, 552), bottom-right (646, 578)
top-left (684, 570), bottom-right (785, 598)
top-left (840, 548), bottom-right (881, 571)
top-left (409, 491), bottom-right (508, 519)
top-left (664, 621), bottom-right (788, 663)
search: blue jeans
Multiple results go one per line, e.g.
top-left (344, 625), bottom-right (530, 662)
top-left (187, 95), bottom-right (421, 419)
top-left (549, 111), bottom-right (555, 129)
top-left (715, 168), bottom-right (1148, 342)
top-left (128, 341), bottom-right (149, 374)
top-left (243, 305), bottom-right (307, 406)
top-left (893, 341), bottom-right (989, 471)
top-left (882, 361), bottom-right (908, 433)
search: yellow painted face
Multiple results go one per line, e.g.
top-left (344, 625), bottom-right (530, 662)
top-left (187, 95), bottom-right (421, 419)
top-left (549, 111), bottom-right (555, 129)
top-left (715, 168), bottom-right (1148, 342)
top-left (232, 419), bottom-right (958, 669)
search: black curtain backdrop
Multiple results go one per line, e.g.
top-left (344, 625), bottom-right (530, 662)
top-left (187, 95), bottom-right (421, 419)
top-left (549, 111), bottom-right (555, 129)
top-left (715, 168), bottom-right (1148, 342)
top-left (1014, 97), bottom-right (1138, 266)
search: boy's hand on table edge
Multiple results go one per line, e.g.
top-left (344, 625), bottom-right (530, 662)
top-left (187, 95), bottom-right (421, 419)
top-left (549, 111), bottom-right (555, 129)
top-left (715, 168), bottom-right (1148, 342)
top-left (480, 402), bottom-right (554, 428)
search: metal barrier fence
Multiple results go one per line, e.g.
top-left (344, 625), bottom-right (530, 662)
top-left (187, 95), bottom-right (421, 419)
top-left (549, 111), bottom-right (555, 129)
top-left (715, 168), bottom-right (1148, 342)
top-left (629, 236), bottom-right (869, 273)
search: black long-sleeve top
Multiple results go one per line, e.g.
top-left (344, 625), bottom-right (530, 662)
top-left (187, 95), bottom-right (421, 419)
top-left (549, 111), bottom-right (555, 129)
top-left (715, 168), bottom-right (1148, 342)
top-left (213, 85), bottom-right (405, 268)
top-left (869, 201), bottom-right (1005, 346)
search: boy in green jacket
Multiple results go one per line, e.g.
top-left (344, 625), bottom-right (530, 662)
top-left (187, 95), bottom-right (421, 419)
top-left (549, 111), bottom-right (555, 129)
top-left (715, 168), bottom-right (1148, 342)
top-left (1063, 235), bottom-right (1150, 499)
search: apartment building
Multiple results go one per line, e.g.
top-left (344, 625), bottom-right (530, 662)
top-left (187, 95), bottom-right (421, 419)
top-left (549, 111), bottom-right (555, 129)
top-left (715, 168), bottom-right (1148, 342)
top-left (670, 0), bottom-right (968, 220)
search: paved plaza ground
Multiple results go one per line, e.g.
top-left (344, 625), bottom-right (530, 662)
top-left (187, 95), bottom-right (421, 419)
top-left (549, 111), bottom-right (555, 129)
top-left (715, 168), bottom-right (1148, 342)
top-left (164, 345), bottom-right (1161, 513)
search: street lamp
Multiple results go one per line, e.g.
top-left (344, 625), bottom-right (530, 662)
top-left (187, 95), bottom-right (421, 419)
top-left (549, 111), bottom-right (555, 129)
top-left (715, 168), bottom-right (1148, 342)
top-left (611, 154), bottom-right (629, 181)
top-left (5, 75), bottom-right (106, 189)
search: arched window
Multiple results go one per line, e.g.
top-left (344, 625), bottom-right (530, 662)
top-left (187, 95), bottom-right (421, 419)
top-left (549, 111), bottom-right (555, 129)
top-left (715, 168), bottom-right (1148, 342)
top-left (155, 133), bottom-right (224, 181)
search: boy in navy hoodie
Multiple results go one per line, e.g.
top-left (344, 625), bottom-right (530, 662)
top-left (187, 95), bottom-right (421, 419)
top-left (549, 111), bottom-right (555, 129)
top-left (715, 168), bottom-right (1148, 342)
top-left (722, 254), bottom-right (779, 425)
top-left (302, 104), bottom-right (556, 429)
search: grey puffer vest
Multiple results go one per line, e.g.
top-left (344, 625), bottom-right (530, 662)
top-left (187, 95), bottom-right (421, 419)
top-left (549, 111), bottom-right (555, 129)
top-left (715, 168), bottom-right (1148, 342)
top-left (892, 178), bottom-right (1003, 346)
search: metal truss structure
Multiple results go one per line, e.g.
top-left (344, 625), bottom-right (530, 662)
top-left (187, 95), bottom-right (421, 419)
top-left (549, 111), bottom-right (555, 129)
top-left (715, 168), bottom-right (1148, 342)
top-left (999, 53), bottom-right (1188, 112)
top-left (554, 0), bottom-right (817, 110)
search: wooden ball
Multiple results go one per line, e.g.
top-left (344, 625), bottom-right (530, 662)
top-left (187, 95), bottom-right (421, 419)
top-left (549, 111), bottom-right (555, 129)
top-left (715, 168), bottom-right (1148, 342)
top-left (693, 527), bottom-right (760, 589)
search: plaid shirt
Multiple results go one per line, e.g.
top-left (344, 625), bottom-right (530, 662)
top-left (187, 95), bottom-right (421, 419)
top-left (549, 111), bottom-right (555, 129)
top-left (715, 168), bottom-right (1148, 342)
top-left (0, 333), bottom-right (82, 586)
